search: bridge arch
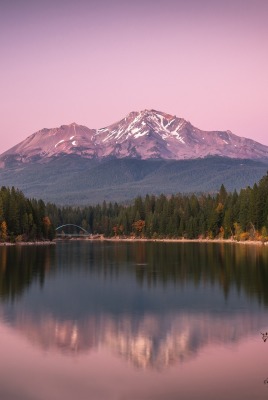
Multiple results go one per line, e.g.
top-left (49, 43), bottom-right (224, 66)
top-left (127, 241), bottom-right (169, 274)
top-left (55, 224), bottom-right (90, 235)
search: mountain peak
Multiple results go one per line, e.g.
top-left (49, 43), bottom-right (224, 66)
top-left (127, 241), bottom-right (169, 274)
top-left (1, 110), bottom-right (268, 166)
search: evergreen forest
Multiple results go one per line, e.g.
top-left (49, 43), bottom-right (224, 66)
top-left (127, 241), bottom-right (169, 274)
top-left (1, 173), bottom-right (268, 243)
top-left (0, 186), bottom-right (54, 242)
top-left (48, 172), bottom-right (268, 241)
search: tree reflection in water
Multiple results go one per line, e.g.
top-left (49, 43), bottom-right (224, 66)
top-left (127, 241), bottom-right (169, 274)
top-left (0, 242), bottom-right (268, 369)
top-left (2, 241), bottom-right (267, 304)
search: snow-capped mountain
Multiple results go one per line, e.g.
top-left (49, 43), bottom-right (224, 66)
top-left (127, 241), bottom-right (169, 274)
top-left (1, 109), bottom-right (268, 166)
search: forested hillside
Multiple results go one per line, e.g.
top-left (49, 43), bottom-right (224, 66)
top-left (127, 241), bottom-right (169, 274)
top-left (47, 173), bottom-right (268, 241)
top-left (0, 156), bottom-right (267, 204)
top-left (1, 173), bottom-right (268, 243)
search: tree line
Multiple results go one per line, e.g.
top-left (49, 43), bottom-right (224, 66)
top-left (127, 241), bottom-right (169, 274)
top-left (46, 172), bottom-right (268, 241)
top-left (0, 186), bottom-right (54, 242)
top-left (1, 173), bottom-right (268, 242)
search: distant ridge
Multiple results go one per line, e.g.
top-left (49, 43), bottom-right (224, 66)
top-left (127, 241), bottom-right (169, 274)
top-left (0, 155), bottom-right (267, 204)
top-left (0, 109), bottom-right (267, 204)
top-left (1, 109), bottom-right (268, 166)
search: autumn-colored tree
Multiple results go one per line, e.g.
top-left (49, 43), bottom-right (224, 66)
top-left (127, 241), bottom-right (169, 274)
top-left (132, 220), bottom-right (145, 237)
top-left (233, 222), bottom-right (242, 240)
top-left (112, 225), bottom-right (119, 236)
top-left (261, 226), bottom-right (268, 242)
top-left (0, 221), bottom-right (8, 241)
top-left (218, 226), bottom-right (225, 239)
top-left (112, 224), bottom-right (124, 237)
top-left (42, 216), bottom-right (52, 239)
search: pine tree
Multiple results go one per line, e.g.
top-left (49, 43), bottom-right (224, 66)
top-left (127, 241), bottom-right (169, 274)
top-left (256, 173), bottom-right (268, 229)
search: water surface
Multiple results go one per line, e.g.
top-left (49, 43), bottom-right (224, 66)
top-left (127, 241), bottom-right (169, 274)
top-left (0, 241), bottom-right (268, 399)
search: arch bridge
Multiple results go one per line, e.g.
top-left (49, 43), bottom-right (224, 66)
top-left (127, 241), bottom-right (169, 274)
top-left (55, 224), bottom-right (91, 238)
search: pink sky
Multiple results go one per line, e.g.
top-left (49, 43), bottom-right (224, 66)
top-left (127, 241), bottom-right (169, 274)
top-left (1, 0), bottom-right (268, 153)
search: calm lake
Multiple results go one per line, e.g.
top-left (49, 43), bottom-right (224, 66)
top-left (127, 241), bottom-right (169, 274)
top-left (1, 241), bottom-right (268, 400)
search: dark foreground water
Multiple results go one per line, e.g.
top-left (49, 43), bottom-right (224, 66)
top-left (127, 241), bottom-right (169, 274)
top-left (1, 241), bottom-right (268, 400)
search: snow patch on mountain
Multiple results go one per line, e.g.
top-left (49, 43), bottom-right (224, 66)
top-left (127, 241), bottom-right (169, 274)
top-left (55, 140), bottom-right (64, 148)
top-left (1, 109), bottom-right (268, 164)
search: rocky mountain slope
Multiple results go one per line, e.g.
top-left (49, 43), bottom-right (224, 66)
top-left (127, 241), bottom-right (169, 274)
top-left (1, 109), bottom-right (268, 167)
top-left (1, 109), bottom-right (267, 204)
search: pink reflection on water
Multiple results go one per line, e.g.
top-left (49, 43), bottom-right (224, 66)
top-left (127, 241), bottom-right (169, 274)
top-left (3, 311), bottom-right (268, 368)
top-left (0, 320), bottom-right (268, 400)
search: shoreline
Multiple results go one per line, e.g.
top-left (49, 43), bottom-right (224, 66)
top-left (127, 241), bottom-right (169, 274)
top-left (56, 237), bottom-right (268, 246)
top-left (0, 241), bottom-right (56, 247)
top-left (1, 238), bottom-right (267, 247)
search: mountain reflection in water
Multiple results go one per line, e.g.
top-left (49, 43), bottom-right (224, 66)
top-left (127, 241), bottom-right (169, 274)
top-left (0, 241), bottom-right (268, 370)
top-left (2, 311), bottom-right (268, 370)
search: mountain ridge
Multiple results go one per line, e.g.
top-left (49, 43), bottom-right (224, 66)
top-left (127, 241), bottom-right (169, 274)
top-left (1, 109), bottom-right (268, 204)
top-left (1, 109), bottom-right (268, 166)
